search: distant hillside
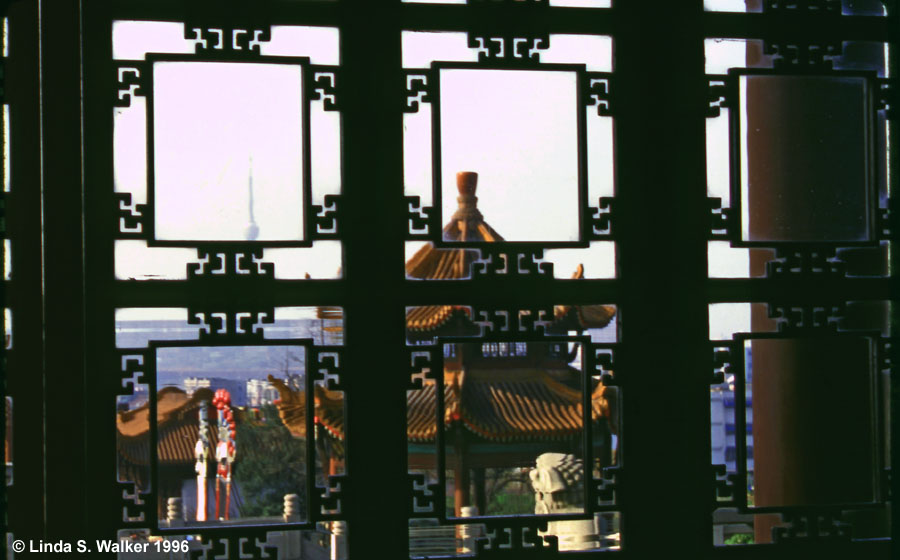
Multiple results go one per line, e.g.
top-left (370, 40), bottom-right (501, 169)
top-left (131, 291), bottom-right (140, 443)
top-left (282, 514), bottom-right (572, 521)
top-left (115, 318), bottom-right (336, 348)
top-left (117, 318), bottom-right (335, 387)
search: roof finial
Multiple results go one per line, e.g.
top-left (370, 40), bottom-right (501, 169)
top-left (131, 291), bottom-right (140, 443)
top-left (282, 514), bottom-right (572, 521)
top-left (244, 156), bottom-right (260, 241)
top-left (456, 171), bottom-right (478, 196)
top-left (453, 171), bottom-right (481, 218)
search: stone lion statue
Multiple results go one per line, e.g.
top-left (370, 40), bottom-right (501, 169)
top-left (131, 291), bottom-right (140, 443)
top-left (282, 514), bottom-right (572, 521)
top-left (530, 453), bottom-right (585, 514)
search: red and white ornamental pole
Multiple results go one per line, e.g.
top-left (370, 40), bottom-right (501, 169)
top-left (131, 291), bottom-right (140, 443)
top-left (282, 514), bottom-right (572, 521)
top-left (212, 389), bottom-right (237, 520)
top-left (194, 401), bottom-right (211, 521)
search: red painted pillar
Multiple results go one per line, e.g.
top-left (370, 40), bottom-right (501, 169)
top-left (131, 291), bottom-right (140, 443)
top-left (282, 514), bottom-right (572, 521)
top-left (744, 68), bottom-right (885, 541)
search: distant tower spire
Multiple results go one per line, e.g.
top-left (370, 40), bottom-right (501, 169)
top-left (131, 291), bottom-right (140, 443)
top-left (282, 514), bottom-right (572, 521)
top-left (244, 156), bottom-right (260, 241)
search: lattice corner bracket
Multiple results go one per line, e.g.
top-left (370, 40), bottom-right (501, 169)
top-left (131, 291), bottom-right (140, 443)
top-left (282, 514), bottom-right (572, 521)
top-left (117, 481), bottom-right (152, 525)
top-left (187, 308), bottom-right (275, 342)
top-left (309, 67), bottom-right (341, 111)
top-left (764, 247), bottom-right (845, 278)
top-left (409, 472), bottom-right (441, 517)
top-left (406, 196), bottom-right (435, 239)
top-left (407, 347), bottom-right (439, 391)
top-left (877, 79), bottom-right (896, 120)
top-left (585, 73), bottom-right (613, 117)
top-left (114, 63), bottom-right (148, 108)
top-left (188, 532), bottom-right (279, 560)
top-left (712, 464), bottom-right (738, 506)
top-left (877, 197), bottom-right (893, 239)
top-left (586, 197), bottom-right (614, 240)
top-left (186, 26), bottom-right (272, 56)
top-left (470, 307), bottom-right (555, 339)
top-left (118, 351), bottom-right (151, 396)
top-left (772, 512), bottom-right (852, 542)
top-left (707, 197), bottom-right (733, 239)
top-left (115, 192), bottom-right (148, 238)
top-left (877, 338), bottom-right (891, 374)
top-left (763, 0), bottom-right (841, 12)
top-left (587, 345), bottom-right (616, 385)
top-left (313, 474), bottom-right (347, 519)
top-left (312, 348), bottom-right (345, 391)
top-left (403, 71), bottom-right (433, 114)
top-left (767, 303), bottom-right (845, 333)
top-left (466, 33), bottom-right (550, 64)
top-left (312, 194), bottom-right (342, 238)
top-left (706, 75), bottom-right (735, 119)
top-left (187, 247), bottom-right (275, 278)
top-left (472, 248), bottom-right (553, 278)
top-left (473, 523), bottom-right (558, 556)
top-left (765, 41), bottom-right (843, 69)
top-left (593, 466), bottom-right (620, 507)
top-left (710, 343), bottom-right (734, 386)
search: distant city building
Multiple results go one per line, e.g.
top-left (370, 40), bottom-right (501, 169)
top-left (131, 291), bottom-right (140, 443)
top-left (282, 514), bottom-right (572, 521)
top-left (246, 378), bottom-right (280, 407)
top-left (711, 347), bottom-right (754, 476)
top-left (184, 377), bottom-right (248, 407)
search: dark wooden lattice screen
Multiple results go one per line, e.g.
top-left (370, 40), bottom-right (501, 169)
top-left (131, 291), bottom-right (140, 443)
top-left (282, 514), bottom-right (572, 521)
top-left (1, 1), bottom-right (897, 559)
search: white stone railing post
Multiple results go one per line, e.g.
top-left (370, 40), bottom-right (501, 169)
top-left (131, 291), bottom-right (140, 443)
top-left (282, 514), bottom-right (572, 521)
top-left (330, 520), bottom-right (347, 560)
top-left (459, 505), bottom-right (481, 554)
top-left (166, 497), bottom-right (184, 528)
top-left (281, 494), bottom-right (302, 560)
top-left (283, 493), bottom-right (301, 522)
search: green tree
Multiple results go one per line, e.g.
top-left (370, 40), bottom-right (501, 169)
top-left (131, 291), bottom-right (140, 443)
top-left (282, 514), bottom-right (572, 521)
top-left (724, 533), bottom-right (754, 545)
top-left (234, 404), bottom-right (307, 517)
top-left (485, 468), bottom-right (535, 515)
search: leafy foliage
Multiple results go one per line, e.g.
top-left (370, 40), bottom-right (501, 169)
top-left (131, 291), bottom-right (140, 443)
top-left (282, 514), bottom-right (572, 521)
top-left (488, 491), bottom-right (535, 515)
top-left (724, 533), bottom-right (754, 545)
top-left (485, 468), bottom-right (534, 515)
top-left (234, 404), bottom-right (307, 517)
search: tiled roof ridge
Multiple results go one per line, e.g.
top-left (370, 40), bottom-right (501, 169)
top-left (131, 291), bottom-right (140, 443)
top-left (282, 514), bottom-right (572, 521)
top-left (267, 374), bottom-right (345, 441)
top-left (406, 305), bottom-right (472, 332)
top-left (379, 367), bottom-right (617, 443)
top-left (457, 368), bottom-right (601, 442)
top-left (117, 386), bottom-right (216, 440)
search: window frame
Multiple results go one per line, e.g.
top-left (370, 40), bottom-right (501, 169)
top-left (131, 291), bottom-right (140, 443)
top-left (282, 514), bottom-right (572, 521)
top-left (1, 0), bottom-right (895, 558)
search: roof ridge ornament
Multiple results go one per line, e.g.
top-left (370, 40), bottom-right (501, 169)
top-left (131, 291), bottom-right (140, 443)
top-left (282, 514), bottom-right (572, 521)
top-left (451, 171), bottom-right (484, 223)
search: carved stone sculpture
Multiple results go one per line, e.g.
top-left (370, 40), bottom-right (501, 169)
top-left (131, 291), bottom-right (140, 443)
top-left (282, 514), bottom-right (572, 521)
top-left (530, 452), bottom-right (599, 551)
top-left (530, 453), bottom-right (585, 514)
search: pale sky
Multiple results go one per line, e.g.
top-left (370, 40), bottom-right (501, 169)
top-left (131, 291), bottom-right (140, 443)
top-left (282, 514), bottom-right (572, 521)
top-left (153, 61), bottom-right (304, 241)
top-left (438, 68), bottom-right (580, 242)
top-left (704, 0), bottom-right (748, 11)
top-left (706, 37), bottom-right (751, 286)
top-left (113, 22), bottom-right (341, 280)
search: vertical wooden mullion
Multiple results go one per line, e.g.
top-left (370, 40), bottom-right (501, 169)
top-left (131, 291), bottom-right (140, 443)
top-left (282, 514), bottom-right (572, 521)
top-left (4, 0), bottom-right (46, 544)
top-left (614, 3), bottom-right (711, 557)
top-left (40, 0), bottom-right (87, 544)
top-left (82, 0), bottom-right (120, 550)
top-left (888, 0), bottom-right (900, 545)
top-left (340, 0), bottom-right (409, 557)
